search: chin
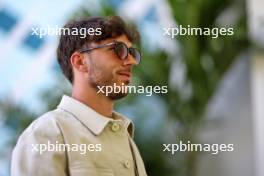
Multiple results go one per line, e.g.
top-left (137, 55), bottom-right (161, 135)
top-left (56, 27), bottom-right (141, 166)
top-left (108, 92), bottom-right (129, 100)
top-left (113, 80), bottom-right (129, 87)
top-left (124, 80), bottom-right (130, 85)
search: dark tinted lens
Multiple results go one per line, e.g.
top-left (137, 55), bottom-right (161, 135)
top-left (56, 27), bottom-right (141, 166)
top-left (129, 48), bottom-right (141, 65)
top-left (114, 42), bottom-right (128, 59)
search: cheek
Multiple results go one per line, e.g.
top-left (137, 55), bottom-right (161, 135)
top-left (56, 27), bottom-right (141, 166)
top-left (97, 61), bottom-right (118, 77)
top-left (91, 61), bottom-right (115, 81)
top-left (89, 52), bottom-right (120, 81)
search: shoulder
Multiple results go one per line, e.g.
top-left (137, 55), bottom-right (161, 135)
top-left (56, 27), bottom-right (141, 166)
top-left (11, 110), bottom-right (69, 175)
top-left (16, 109), bottom-right (66, 144)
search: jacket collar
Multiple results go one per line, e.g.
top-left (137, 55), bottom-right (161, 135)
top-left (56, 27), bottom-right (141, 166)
top-left (57, 95), bottom-right (134, 138)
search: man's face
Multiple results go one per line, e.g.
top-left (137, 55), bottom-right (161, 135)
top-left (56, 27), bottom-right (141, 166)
top-left (83, 34), bottom-right (138, 100)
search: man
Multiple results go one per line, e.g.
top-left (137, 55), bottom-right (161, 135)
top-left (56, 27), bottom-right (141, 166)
top-left (11, 16), bottom-right (147, 176)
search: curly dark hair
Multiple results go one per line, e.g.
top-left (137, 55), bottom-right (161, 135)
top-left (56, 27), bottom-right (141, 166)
top-left (56, 16), bottom-right (140, 84)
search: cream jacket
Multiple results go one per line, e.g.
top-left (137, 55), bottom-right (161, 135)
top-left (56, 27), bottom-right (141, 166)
top-left (11, 95), bottom-right (147, 176)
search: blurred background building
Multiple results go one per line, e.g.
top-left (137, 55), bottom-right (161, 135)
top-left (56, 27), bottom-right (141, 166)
top-left (0, 0), bottom-right (263, 176)
top-left (197, 0), bottom-right (264, 175)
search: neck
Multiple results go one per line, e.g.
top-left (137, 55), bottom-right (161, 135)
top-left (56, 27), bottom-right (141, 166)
top-left (71, 84), bottom-right (114, 118)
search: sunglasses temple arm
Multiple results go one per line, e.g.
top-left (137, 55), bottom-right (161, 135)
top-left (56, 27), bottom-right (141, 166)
top-left (79, 43), bottom-right (116, 53)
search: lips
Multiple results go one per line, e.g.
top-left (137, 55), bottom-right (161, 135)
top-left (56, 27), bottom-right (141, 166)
top-left (116, 67), bottom-right (132, 77)
top-left (116, 70), bottom-right (132, 82)
top-left (117, 71), bottom-right (131, 77)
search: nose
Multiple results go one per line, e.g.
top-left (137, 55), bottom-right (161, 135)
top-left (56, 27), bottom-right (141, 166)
top-left (123, 53), bottom-right (137, 66)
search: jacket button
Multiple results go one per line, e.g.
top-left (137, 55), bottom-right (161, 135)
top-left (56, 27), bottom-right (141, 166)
top-left (111, 123), bottom-right (120, 132)
top-left (124, 160), bottom-right (131, 168)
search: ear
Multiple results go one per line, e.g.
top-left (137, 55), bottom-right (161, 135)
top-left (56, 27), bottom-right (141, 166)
top-left (70, 51), bottom-right (88, 73)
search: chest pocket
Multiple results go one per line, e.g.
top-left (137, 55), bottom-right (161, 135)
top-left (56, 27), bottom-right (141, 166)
top-left (70, 165), bottom-right (114, 176)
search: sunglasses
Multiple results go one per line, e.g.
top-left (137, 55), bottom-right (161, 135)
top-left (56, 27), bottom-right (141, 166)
top-left (79, 41), bottom-right (141, 65)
